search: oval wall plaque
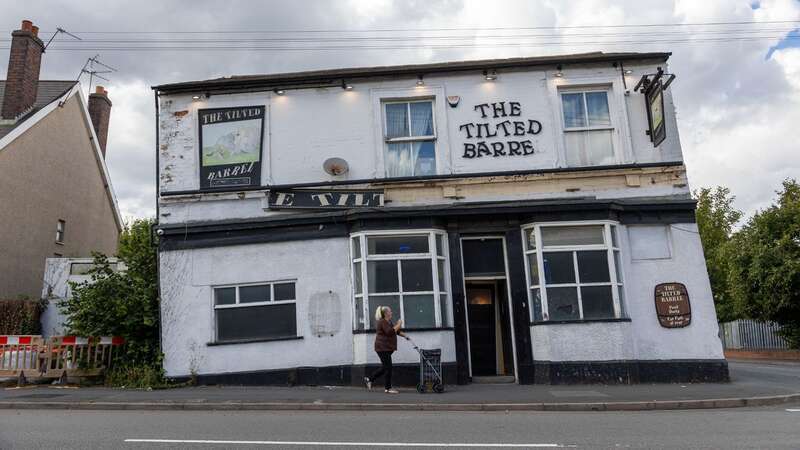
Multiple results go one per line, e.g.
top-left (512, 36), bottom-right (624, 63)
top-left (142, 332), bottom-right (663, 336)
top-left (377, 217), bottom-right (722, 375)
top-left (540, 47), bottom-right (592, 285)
top-left (654, 282), bottom-right (691, 328)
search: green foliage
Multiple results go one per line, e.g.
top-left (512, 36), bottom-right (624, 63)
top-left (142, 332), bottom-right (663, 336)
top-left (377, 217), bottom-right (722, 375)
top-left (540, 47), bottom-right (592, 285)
top-left (59, 219), bottom-right (161, 375)
top-left (0, 298), bottom-right (45, 335)
top-left (726, 180), bottom-right (800, 348)
top-left (695, 186), bottom-right (742, 321)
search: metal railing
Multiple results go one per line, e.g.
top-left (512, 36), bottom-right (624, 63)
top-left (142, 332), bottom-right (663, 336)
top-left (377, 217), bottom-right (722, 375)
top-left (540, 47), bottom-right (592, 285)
top-left (719, 320), bottom-right (789, 350)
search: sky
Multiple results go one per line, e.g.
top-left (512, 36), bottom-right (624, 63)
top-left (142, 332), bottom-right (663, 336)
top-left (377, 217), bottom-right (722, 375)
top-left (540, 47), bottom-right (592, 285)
top-left (1, 0), bottom-right (799, 223)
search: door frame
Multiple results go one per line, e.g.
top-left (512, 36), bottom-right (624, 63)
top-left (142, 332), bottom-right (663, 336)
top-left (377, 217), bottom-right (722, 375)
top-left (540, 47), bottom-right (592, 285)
top-left (458, 235), bottom-right (519, 381)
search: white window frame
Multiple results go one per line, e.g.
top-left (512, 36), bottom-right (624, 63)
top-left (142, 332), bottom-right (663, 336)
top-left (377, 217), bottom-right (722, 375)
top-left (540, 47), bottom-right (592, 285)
top-left (558, 87), bottom-right (619, 167)
top-left (350, 229), bottom-right (450, 330)
top-left (212, 280), bottom-right (298, 342)
top-left (381, 98), bottom-right (438, 178)
top-left (521, 221), bottom-right (625, 322)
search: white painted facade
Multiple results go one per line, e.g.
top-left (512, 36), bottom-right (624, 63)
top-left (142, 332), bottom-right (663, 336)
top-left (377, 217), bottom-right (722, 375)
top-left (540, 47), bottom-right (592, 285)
top-left (154, 53), bottom-right (725, 384)
top-left (40, 257), bottom-right (125, 337)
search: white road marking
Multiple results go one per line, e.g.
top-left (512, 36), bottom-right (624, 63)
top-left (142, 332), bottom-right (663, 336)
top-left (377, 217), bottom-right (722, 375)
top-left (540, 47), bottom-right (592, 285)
top-left (786, 409), bottom-right (800, 412)
top-left (124, 438), bottom-right (563, 447)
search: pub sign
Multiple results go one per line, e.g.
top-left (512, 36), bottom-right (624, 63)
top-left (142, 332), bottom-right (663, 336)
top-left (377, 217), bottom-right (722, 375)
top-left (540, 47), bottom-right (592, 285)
top-left (645, 81), bottom-right (666, 147)
top-left (198, 106), bottom-right (265, 190)
top-left (654, 282), bottom-right (691, 328)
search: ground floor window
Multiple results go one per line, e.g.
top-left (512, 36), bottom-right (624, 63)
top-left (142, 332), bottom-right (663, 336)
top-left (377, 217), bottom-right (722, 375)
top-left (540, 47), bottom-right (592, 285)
top-left (351, 230), bottom-right (451, 330)
top-left (521, 222), bottom-right (624, 321)
top-left (213, 281), bottom-right (297, 342)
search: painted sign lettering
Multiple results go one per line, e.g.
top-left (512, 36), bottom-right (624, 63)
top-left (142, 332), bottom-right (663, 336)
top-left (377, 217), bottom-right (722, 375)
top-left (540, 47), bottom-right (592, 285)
top-left (268, 190), bottom-right (384, 209)
top-left (654, 282), bottom-right (691, 328)
top-left (198, 106), bottom-right (265, 190)
top-left (458, 101), bottom-right (542, 158)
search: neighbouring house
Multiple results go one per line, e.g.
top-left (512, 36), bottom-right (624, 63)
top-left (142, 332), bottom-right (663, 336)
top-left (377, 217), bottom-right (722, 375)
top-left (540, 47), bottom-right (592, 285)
top-left (153, 51), bottom-right (727, 385)
top-left (39, 257), bottom-right (126, 337)
top-left (0, 20), bottom-right (123, 300)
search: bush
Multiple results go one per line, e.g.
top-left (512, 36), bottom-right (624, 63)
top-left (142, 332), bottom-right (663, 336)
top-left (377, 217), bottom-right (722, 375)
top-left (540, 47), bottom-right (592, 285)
top-left (0, 298), bottom-right (45, 335)
top-left (59, 219), bottom-right (162, 385)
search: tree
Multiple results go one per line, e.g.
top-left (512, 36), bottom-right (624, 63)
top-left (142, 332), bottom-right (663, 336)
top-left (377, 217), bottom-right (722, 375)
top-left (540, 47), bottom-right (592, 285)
top-left (727, 180), bottom-right (800, 348)
top-left (695, 186), bottom-right (742, 321)
top-left (59, 219), bottom-right (160, 366)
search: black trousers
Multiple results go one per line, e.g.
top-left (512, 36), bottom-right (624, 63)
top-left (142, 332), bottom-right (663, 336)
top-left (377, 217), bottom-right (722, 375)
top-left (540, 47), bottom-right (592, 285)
top-left (370, 351), bottom-right (393, 390)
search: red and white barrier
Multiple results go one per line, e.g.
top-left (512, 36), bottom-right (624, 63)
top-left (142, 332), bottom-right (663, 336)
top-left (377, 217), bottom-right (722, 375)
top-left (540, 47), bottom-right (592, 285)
top-left (0, 335), bottom-right (125, 381)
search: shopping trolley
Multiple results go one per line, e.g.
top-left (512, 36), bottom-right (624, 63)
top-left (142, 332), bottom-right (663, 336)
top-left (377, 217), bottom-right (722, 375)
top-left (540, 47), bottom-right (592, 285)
top-left (405, 336), bottom-right (444, 394)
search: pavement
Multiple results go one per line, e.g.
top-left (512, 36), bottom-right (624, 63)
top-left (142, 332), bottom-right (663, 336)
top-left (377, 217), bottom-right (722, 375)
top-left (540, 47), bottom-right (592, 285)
top-left (1, 360), bottom-right (798, 412)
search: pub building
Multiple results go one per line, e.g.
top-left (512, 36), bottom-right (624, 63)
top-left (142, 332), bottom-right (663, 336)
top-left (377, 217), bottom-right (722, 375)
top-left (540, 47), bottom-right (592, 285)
top-left (153, 52), bottom-right (728, 386)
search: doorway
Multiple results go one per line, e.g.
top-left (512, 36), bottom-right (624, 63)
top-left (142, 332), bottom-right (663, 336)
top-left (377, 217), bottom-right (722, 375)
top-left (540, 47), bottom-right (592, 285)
top-left (461, 237), bottom-right (516, 380)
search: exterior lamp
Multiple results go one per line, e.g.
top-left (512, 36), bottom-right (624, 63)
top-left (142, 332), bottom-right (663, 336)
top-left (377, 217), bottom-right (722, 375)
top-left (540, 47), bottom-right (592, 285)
top-left (624, 69), bottom-right (633, 75)
top-left (554, 65), bottom-right (564, 77)
top-left (483, 70), bottom-right (497, 81)
top-left (274, 89), bottom-right (285, 96)
top-left (342, 81), bottom-right (354, 91)
top-left (416, 75), bottom-right (424, 87)
top-left (191, 95), bottom-right (201, 101)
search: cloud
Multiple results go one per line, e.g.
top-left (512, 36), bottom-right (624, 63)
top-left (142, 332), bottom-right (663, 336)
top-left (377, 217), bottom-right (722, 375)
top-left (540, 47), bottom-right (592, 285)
top-left (1, 0), bottom-right (799, 220)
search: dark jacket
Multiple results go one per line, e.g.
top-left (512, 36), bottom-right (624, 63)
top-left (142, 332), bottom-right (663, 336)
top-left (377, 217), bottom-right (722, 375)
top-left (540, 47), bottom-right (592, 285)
top-left (374, 318), bottom-right (398, 352)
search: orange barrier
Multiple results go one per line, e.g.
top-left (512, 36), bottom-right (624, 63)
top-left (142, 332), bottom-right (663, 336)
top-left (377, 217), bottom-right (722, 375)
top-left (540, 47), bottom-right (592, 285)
top-left (0, 335), bottom-right (124, 384)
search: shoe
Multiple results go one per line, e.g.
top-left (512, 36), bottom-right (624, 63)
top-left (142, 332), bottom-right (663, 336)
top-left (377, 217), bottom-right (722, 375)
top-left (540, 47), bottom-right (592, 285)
top-left (364, 377), bottom-right (372, 390)
top-left (384, 389), bottom-right (399, 394)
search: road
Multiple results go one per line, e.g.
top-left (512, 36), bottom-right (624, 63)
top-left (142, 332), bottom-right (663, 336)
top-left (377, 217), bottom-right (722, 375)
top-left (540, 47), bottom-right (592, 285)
top-left (1, 406), bottom-right (799, 449)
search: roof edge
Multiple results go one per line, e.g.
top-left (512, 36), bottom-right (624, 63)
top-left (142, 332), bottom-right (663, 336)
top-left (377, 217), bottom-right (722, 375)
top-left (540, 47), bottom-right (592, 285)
top-left (153, 52), bottom-right (671, 93)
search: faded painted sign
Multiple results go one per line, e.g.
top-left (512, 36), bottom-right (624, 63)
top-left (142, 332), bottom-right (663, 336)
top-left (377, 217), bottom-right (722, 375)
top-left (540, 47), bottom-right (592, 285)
top-left (198, 106), bottom-right (265, 190)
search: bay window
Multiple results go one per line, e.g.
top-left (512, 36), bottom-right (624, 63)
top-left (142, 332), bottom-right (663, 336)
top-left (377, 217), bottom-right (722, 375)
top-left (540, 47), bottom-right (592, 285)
top-left (560, 89), bottom-right (616, 167)
top-left (351, 231), bottom-right (450, 330)
top-left (522, 223), bottom-right (625, 322)
top-left (383, 100), bottom-right (437, 177)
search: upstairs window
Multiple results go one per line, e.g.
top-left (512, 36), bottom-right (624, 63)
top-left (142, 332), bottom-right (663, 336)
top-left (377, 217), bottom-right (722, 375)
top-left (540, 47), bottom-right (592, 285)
top-left (55, 220), bottom-right (66, 244)
top-left (560, 90), bottom-right (615, 167)
top-left (383, 100), bottom-right (436, 177)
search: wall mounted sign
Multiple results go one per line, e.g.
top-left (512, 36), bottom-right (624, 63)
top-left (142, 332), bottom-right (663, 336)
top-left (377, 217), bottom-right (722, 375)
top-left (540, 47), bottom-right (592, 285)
top-left (634, 68), bottom-right (675, 148)
top-left (645, 81), bottom-right (666, 147)
top-left (268, 189), bottom-right (384, 209)
top-left (458, 101), bottom-right (542, 159)
top-left (198, 106), bottom-right (265, 190)
top-left (654, 282), bottom-right (691, 328)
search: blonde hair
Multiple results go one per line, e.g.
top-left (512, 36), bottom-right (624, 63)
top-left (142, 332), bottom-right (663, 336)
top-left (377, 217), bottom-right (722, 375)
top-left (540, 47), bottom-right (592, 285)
top-left (374, 306), bottom-right (389, 321)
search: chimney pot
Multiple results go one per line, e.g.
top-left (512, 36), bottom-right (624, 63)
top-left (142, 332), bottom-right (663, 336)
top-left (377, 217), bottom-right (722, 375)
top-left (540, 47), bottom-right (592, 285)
top-left (31, 26), bottom-right (39, 37)
top-left (1, 19), bottom-right (45, 120)
top-left (95, 85), bottom-right (105, 94)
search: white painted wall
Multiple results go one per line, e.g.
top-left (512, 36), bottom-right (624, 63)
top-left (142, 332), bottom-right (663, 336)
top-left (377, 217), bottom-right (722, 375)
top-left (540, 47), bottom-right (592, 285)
top-left (160, 238), bottom-right (356, 378)
top-left (353, 331), bottom-right (456, 365)
top-left (529, 222), bottom-right (723, 362)
top-left (157, 60), bottom-right (684, 225)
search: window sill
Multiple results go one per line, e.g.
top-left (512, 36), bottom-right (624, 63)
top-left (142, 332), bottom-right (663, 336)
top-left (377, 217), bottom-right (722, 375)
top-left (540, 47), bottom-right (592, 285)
top-left (352, 327), bottom-right (454, 334)
top-left (207, 335), bottom-right (303, 346)
top-left (531, 318), bottom-right (631, 326)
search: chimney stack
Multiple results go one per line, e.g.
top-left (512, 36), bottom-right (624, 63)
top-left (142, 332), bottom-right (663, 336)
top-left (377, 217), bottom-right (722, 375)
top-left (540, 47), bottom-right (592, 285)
top-left (1, 20), bottom-right (45, 121)
top-left (88, 85), bottom-right (112, 157)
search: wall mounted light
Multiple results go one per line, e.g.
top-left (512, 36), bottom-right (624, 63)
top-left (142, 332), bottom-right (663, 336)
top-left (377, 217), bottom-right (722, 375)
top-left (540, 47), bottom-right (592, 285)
top-left (416, 75), bottom-right (425, 87)
top-left (342, 81), bottom-right (354, 91)
top-left (554, 65), bottom-right (564, 78)
top-left (274, 89), bottom-right (285, 96)
top-left (191, 95), bottom-right (201, 101)
top-left (483, 69), bottom-right (497, 81)
top-left (624, 69), bottom-right (633, 75)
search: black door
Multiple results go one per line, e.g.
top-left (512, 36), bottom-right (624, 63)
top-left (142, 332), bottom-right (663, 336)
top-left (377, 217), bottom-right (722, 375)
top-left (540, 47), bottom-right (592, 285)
top-left (467, 285), bottom-right (496, 376)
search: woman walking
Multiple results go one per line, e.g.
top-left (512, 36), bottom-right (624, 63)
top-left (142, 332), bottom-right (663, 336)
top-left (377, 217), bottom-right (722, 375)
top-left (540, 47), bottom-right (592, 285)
top-left (365, 306), bottom-right (405, 394)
